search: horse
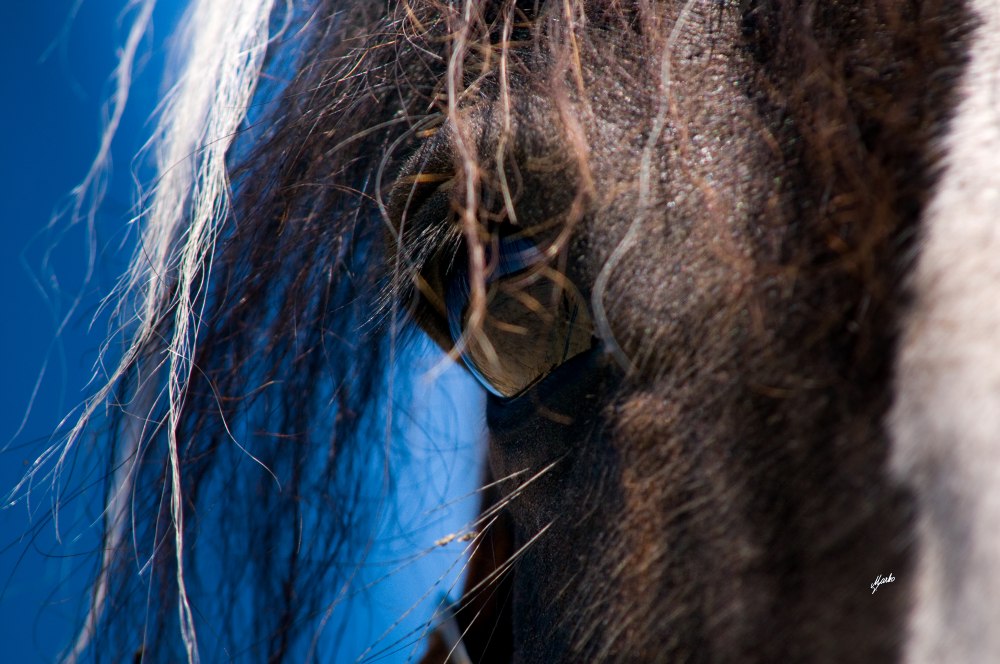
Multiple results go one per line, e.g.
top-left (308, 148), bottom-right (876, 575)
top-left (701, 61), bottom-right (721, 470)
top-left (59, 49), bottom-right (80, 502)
top-left (21, 0), bottom-right (1000, 661)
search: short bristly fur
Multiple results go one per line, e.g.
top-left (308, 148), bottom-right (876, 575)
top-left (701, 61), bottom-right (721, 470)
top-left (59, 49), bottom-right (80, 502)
top-left (19, 1), bottom-right (1000, 662)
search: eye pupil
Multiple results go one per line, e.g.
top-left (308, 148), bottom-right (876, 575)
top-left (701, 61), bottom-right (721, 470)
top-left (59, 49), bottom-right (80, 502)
top-left (445, 236), bottom-right (595, 398)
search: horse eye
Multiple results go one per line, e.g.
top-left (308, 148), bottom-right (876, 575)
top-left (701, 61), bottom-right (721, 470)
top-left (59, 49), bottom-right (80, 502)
top-left (445, 235), bottom-right (595, 398)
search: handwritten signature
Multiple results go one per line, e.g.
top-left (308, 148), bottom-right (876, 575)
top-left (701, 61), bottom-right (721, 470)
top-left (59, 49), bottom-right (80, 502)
top-left (871, 573), bottom-right (895, 594)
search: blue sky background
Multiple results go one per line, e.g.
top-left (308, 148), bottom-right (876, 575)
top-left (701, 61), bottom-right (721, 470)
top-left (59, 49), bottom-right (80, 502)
top-left (1, 3), bottom-right (185, 661)
top-left (0, 3), bottom-right (483, 661)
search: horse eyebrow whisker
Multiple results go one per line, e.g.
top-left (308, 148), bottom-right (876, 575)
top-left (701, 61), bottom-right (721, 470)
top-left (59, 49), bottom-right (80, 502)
top-left (418, 465), bottom-right (538, 520)
top-left (352, 513), bottom-right (504, 663)
top-left (354, 470), bottom-right (559, 663)
top-left (446, 519), bottom-right (556, 619)
top-left (320, 458), bottom-right (561, 661)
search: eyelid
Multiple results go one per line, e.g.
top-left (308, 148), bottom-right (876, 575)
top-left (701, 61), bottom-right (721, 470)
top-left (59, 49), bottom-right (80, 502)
top-left (446, 235), bottom-right (545, 347)
top-left (445, 235), bottom-right (595, 399)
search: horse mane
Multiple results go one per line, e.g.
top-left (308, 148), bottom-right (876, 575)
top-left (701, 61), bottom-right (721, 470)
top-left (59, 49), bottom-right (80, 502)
top-left (25, 1), bottom-right (525, 660)
top-left (23, 1), bottom-right (388, 660)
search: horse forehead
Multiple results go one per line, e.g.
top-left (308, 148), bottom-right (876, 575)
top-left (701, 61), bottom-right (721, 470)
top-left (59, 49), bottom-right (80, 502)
top-left (553, 37), bottom-right (776, 373)
top-left (499, 10), bottom-right (766, 225)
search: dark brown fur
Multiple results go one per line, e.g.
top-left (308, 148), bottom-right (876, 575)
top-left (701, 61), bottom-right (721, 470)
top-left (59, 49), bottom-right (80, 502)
top-left (401, 1), bottom-right (971, 661)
